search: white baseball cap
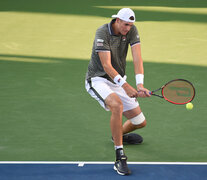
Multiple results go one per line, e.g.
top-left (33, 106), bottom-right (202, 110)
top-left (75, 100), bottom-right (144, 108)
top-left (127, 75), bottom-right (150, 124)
top-left (111, 8), bottom-right (135, 22)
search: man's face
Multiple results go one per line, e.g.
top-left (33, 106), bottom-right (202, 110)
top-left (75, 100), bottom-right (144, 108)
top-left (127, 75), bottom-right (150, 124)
top-left (117, 19), bottom-right (133, 35)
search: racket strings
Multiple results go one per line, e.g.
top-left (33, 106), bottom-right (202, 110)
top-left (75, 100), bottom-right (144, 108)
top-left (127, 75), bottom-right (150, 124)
top-left (162, 80), bottom-right (195, 104)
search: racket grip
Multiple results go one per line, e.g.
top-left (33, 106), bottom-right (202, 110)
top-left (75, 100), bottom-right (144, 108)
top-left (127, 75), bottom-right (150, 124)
top-left (149, 91), bottom-right (152, 95)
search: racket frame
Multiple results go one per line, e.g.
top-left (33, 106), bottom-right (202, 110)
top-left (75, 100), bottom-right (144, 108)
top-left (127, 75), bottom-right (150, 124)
top-left (150, 79), bottom-right (195, 105)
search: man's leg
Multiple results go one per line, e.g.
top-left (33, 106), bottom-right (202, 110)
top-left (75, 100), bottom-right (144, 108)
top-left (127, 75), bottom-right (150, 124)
top-left (105, 93), bottom-right (123, 147)
top-left (123, 106), bottom-right (146, 134)
top-left (121, 106), bottom-right (146, 144)
top-left (105, 93), bottom-right (131, 175)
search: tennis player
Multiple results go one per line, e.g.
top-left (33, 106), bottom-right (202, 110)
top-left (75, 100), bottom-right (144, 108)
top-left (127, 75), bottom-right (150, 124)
top-left (85, 8), bottom-right (150, 175)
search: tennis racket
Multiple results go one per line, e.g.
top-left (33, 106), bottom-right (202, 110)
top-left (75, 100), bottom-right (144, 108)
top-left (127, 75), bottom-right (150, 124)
top-left (150, 79), bottom-right (195, 105)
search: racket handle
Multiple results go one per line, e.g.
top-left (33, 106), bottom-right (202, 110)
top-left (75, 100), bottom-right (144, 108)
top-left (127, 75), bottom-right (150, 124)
top-left (149, 91), bottom-right (152, 95)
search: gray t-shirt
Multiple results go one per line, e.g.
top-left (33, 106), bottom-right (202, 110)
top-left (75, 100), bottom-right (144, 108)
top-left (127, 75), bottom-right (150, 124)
top-left (86, 19), bottom-right (140, 81)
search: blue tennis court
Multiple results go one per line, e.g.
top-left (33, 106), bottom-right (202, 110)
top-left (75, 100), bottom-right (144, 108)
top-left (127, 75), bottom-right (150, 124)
top-left (0, 162), bottom-right (206, 180)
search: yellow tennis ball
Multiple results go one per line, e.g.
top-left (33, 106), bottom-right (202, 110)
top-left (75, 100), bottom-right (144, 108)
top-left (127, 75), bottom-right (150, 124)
top-left (186, 103), bottom-right (193, 110)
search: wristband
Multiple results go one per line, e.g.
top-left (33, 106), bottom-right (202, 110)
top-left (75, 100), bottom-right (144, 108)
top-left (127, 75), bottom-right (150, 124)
top-left (114, 75), bottom-right (126, 86)
top-left (135, 74), bottom-right (144, 85)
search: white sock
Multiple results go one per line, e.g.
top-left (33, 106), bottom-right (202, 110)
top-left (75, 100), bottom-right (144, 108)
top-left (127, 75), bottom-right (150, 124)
top-left (115, 145), bottom-right (123, 150)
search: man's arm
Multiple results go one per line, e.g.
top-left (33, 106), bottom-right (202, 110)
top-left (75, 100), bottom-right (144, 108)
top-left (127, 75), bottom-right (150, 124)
top-left (131, 44), bottom-right (150, 97)
top-left (98, 51), bottom-right (138, 98)
top-left (131, 43), bottom-right (143, 75)
top-left (98, 51), bottom-right (118, 80)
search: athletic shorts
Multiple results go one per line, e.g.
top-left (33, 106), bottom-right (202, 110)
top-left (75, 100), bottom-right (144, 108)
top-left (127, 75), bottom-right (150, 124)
top-left (85, 77), bottom-right (139, 112)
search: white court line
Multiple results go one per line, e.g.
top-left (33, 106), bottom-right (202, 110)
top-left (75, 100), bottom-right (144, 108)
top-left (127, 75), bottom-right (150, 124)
top-left (0, 161), bottom-right (207, 166)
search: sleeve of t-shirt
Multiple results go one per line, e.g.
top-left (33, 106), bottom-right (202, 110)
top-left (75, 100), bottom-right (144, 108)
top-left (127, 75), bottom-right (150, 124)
top-left (94, 27), bottom-right (110, 52)
top-left (129, 25), bottom-right (140, 47)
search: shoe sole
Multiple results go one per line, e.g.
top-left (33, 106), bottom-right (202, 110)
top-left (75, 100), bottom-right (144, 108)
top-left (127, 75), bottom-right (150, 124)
top-left (113, 165), bottom-right (130, 176)
top-left (111, 138), bottom-right (142, 145)
top-left (111, 133), bottom-right (143, 145)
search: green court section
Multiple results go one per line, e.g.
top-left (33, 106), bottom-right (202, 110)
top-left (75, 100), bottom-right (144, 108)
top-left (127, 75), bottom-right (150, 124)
top-left (0, 0), bottom-right (207, 162)
top-left (0, 56), bottom-right (206, 162)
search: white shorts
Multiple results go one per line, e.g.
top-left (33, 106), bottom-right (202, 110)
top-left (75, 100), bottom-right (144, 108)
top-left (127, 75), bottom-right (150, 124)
top-left (85, 77), bottom-right (139, 112)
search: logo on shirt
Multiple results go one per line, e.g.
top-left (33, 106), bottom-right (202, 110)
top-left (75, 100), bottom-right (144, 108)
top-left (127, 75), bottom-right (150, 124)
top-left (97, 43), bottom-right (103, 46)
top-left (122, 36), bottom-right (126, 41)
top-left (97, 39), bottom-right (104, 43)
top-left (97, 39), bottom-right (104, 46)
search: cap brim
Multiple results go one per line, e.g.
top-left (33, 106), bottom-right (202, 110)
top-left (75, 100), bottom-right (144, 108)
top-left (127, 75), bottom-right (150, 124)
top-left (111, 15), bottom-right (118, 18)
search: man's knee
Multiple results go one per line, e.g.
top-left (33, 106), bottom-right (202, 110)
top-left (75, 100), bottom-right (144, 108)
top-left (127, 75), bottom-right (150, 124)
top-left (106, 94), bottom-right (123, 112)
top-left (130, 112), bottom-right (146, 128)
top-left (133, 119), bottom-right (147, 129)
top-left (109, 100), bottom-right (123, 112)
top-left (139, 119), bottom-right (147, 128)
